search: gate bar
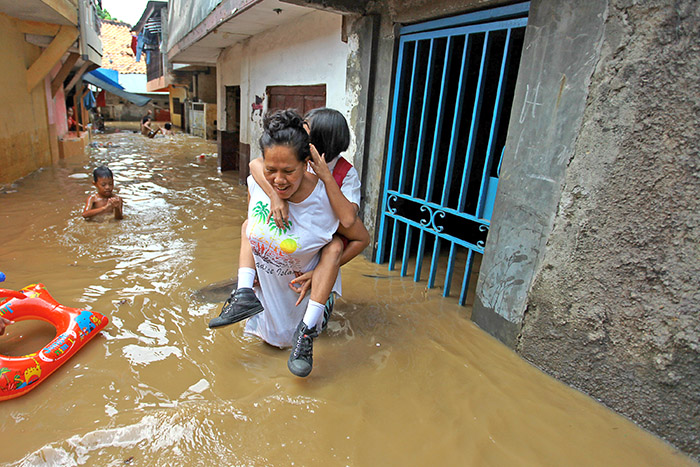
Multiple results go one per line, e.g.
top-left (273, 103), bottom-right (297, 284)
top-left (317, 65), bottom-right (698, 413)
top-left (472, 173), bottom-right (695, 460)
top-left (425, 36), bottom-right (452, 203)
top-left (441, 33), bottom-right (471, 206)
top-left (477, 28), bottom-right (512, 218)
top-left (411, 39), bottom-right (436, 198)
top-left (400, 2), bottom-right (529, 35)
top-left (458, 31), bottom-right (490, 212)
top-left (376, 38), bottom-right (410, 264)
top-left (444, 242), bottom-right (458, 296)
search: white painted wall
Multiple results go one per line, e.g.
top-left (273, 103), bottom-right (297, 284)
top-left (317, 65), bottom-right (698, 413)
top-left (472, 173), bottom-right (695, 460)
top-left (217, 10), bottom-right (355, 162)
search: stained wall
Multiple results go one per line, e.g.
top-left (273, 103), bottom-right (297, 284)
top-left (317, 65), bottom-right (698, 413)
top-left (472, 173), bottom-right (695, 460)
top-left (515, 0), bottom-right (700, 457)
top-left (0, 15), bottom-right (52, 185)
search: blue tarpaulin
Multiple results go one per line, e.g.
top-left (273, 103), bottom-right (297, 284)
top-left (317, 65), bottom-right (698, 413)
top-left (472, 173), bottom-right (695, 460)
top-left (83, 70), bottom-right (151, 107)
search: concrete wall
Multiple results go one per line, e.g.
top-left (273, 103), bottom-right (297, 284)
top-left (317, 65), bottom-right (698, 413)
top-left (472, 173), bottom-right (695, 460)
top-left (514, 0), bottom-right (699, 457)
top-left (102, 94), bottom-right (169, 121)
top-left (217, 10), bottom-right (351, 161)
top-left (0, 15), bottom-right (53, 185)
top-left (472, 0), bottom-right (608, 344)
top-left (195, 68), bottom-right (217, 104)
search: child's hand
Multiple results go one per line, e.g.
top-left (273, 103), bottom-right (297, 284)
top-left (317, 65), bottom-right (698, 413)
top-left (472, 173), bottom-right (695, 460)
top-left (309, 144), bottom-right (332, 182)
top-left (107, 196), bottom-right (122, 208)
top-left (289, 270), bottom-right (314, 306)
top-left (0, 317), bottom-right (14, 336)
top-left (268, 195), bottom-right (289, 229)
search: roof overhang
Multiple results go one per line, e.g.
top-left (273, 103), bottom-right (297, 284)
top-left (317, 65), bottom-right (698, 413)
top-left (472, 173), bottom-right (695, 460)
top-left (84, 70), bottom-right (152, 106)
top-left (132, 0), bottom-right (167, 33)
top-left (0, 0), bottom-right (78, 26)
top-left (167, 0), bottom-right (312, 66)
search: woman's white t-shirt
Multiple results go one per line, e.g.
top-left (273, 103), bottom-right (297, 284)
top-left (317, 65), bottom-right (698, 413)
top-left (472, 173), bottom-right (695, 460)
top-left (244, 175), bottom-right (341, 348)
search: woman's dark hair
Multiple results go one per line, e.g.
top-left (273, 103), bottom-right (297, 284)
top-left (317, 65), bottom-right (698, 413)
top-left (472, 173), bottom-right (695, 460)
top-left (259, 109), bottom-right (310, 161)
top-left (305, 108), bottom-right (350, 163)
top-left (164, 122), bottom-right (172, 130)
top-left (93, 165), bottom-right (113, 181)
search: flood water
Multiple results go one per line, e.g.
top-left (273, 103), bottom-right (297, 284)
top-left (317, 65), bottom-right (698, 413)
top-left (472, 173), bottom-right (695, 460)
top-left (0, 130), bottom-right (693, 466)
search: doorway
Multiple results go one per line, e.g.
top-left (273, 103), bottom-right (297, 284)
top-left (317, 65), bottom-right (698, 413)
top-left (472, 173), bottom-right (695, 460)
top-left (219, 85), bottom-right (241, 173)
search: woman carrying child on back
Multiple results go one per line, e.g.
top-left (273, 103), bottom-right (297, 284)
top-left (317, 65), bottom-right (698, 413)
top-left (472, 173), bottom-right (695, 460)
top-left (208, 109), bottom-right (369, 377)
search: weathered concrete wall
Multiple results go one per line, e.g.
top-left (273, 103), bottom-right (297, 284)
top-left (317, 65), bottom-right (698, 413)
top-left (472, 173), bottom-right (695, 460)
top-left (0, 15), bottom-right (52, 185)
top-left (103, 93), bottom-right (169, 121)
top-left (472, 0), bottom-right (608, 343)
top-left (345, 13), bottom-right (392, 237)
top-left (516, 0), bottom-right (700, 458)
top-left (195, 68), bottom-right (217, 104)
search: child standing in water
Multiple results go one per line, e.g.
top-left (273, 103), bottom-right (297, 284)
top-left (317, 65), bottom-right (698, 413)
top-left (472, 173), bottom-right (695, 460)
top-left (82, 166), bottom-right (123, 220)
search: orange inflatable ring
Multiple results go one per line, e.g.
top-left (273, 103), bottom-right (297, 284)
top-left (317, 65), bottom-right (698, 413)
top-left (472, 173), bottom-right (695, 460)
top-left (0, 283), bottom-right (108, 401)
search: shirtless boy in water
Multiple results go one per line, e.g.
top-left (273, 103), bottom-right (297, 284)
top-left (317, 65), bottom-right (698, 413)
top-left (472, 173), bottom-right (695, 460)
top-left (82, 165), bottom-right (123, 220)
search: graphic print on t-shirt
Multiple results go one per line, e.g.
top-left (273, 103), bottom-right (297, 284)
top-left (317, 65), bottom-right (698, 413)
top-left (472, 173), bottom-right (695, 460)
top-left (249, 201), bottom-right (302, 276)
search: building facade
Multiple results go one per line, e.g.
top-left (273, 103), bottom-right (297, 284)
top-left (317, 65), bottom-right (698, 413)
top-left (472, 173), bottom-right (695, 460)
top-left (0, 0), bottom-right (102, 185)
top-left (167, 0), bottom-right (699, 458)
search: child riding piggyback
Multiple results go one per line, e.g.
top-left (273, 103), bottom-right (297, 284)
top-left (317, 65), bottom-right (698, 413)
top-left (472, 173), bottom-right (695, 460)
top-left (209, 107), bottom-right (369, 378)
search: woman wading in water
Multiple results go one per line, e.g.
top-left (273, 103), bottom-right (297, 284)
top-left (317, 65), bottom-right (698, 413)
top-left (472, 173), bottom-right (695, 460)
top-left (210, 109), bottom-right (367, 376)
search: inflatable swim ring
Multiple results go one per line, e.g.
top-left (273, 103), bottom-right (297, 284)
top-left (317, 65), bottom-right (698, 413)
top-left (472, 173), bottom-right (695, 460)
top-left (0, 283), bottom-right (108, 401)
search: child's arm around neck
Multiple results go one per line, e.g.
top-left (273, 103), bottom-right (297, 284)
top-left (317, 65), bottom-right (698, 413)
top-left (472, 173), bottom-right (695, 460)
top-left (249, 157), bottom-right (289, 228)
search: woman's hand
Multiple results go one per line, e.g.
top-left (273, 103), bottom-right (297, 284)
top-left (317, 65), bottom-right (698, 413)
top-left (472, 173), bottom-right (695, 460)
top-left (268, 194), bottom-right (289, 229)
top-left (308, 144), bottom-right (332, 183)
top-left (289, 270), bottom-right (314, 306)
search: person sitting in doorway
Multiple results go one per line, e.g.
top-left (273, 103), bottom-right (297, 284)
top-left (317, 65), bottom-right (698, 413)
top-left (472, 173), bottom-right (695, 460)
top-left (67, 107), bottom-right (83, 132)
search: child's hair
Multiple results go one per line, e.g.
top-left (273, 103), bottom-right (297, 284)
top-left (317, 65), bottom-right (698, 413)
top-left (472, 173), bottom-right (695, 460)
top-left (259, 109), bottom-right (310, 162)
top-left (305, 108), bottom-right (350, 163)
top-left (164, 122), bottom-right (172, 130)
top-left (93, 165), bottom-right (114, 182)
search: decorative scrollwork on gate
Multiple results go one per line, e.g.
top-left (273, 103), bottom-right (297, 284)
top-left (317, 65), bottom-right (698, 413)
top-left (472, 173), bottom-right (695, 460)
top-left (419, 205), bottom-right (446, 233)
top-left (477, 224), bottom-right (489, 248)
top-left (386, 194), bottom-right (398, 214)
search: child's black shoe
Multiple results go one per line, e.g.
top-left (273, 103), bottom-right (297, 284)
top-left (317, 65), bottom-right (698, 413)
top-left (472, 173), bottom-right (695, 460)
top-left (287, 320), bottom-right (318, 377)
top-left (208, 288), bottom-right (263, 328)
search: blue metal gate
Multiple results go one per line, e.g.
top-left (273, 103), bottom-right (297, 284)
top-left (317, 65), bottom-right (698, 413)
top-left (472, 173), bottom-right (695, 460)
top-left (375, 3), bottom-right (529, 305)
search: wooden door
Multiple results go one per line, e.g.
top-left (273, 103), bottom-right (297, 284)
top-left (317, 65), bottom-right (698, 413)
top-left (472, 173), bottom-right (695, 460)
top-left (267, 85), bottom-right (326, 115)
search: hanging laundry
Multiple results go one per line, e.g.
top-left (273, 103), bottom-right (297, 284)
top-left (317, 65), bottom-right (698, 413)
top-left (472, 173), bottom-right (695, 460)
top-left (84, 90), bottom-right (96, 110)
top-left (96, 90), bottom-right (106, 108)
top-left (135, 32), bottom-right (144, 62)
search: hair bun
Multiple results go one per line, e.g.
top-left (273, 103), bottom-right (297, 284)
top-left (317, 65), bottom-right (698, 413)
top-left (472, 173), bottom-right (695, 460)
top-left (258, 109), bottom-right (311, 162)
top-left (264, 109), bottom-right (304, 134)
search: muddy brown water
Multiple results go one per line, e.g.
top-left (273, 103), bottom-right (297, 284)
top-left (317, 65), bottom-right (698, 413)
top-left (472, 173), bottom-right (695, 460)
top-left (0, 130), bottom-right (693, 466)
